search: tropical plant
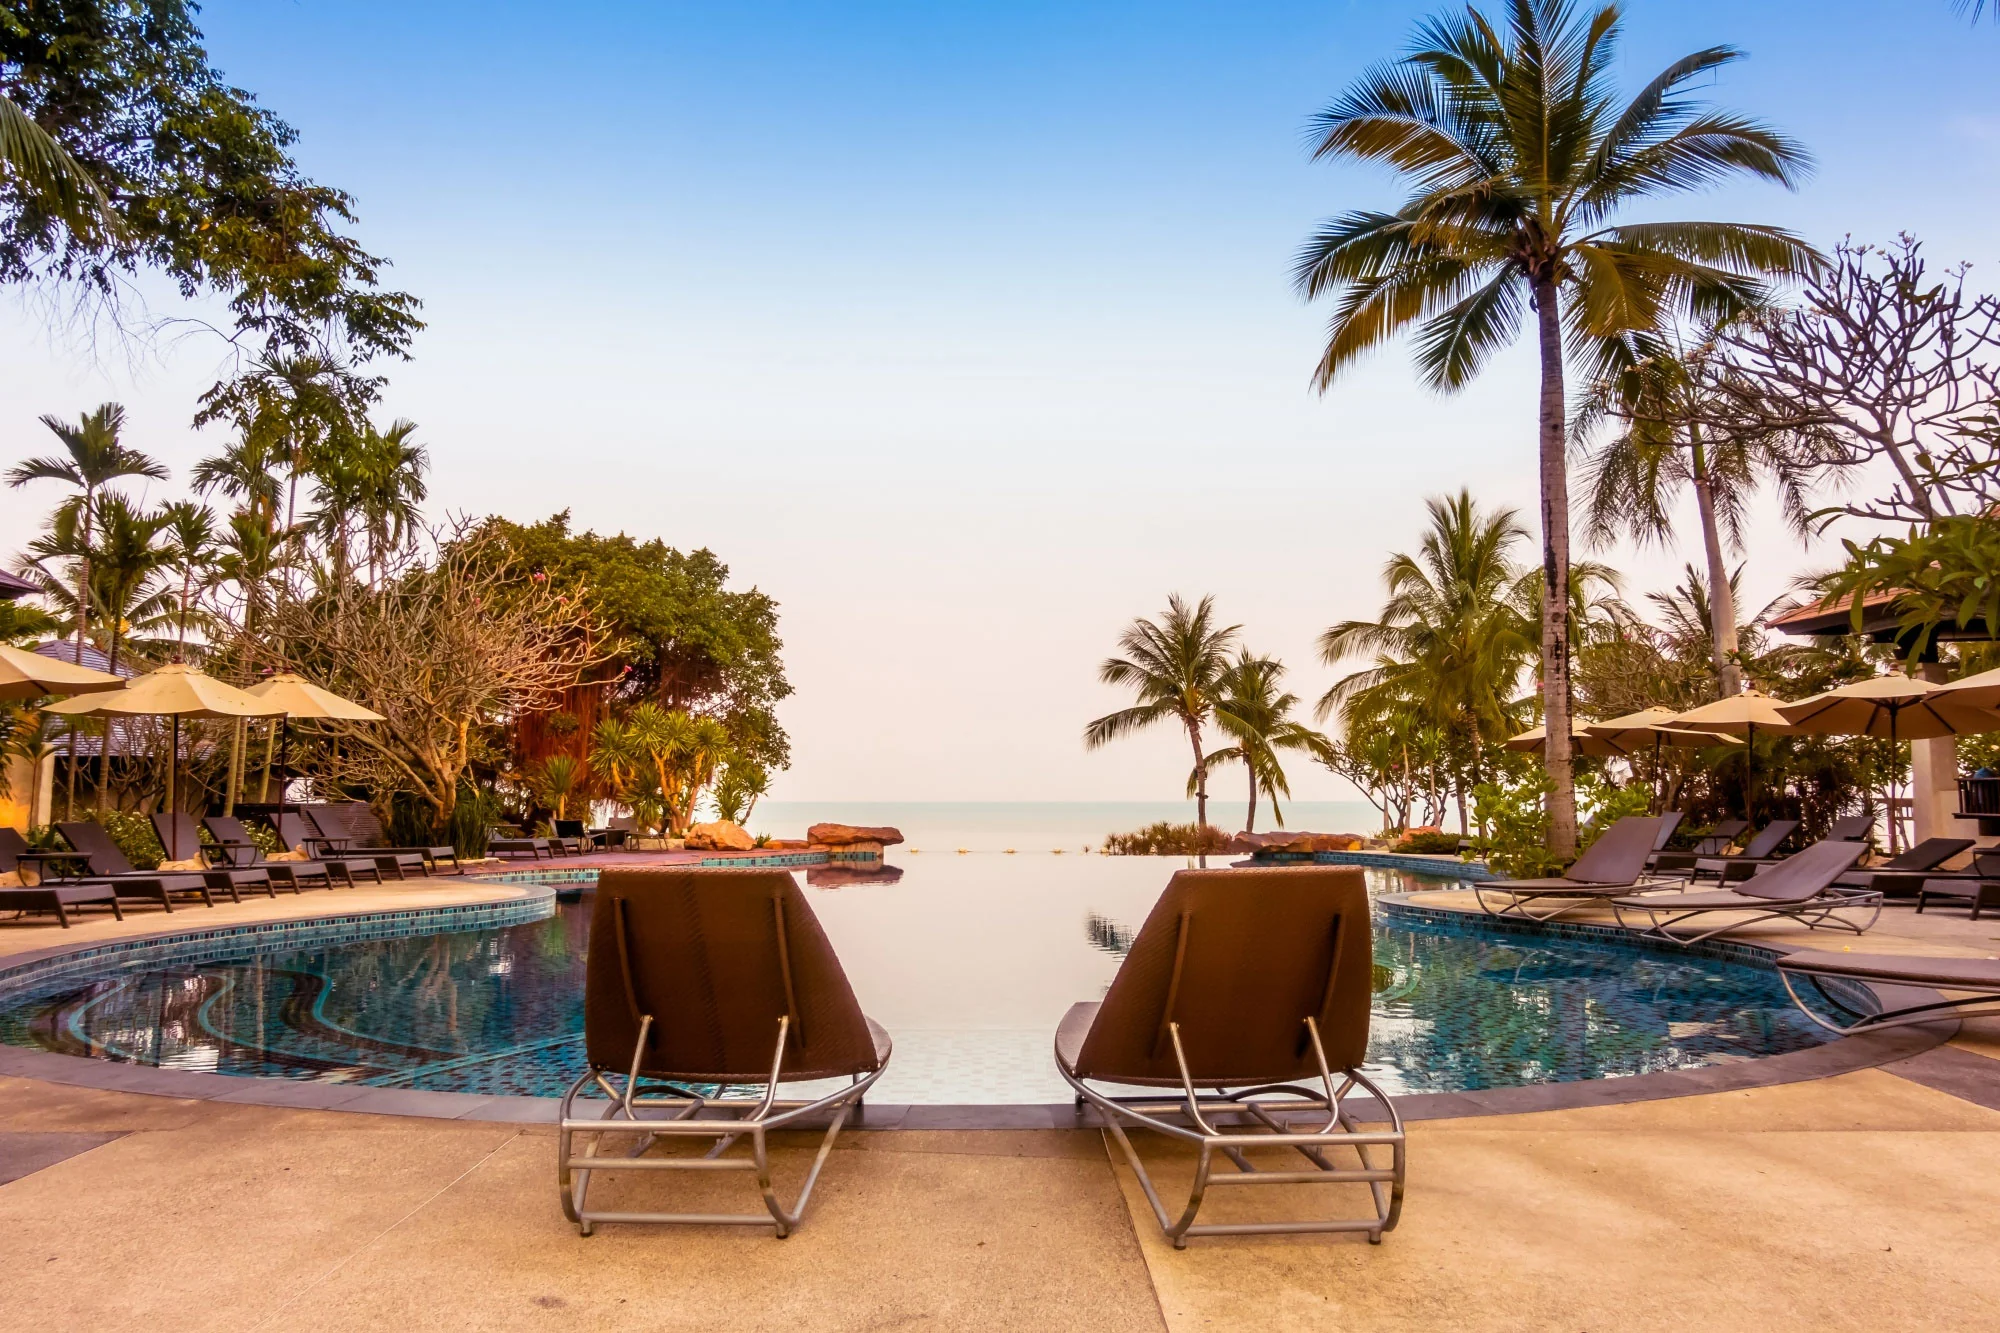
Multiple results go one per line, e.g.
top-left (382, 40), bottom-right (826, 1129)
top-left (158, 501), bottom-right (219, 651)
top-left (1083, 594), bottom-right (1239, 855)
top-left (1101, 821), bottom-right (1233, 856)
top-left (191, 434), bottom-right (286, 533)
top-left (528, 753), bottom-right (583, 820)
top-left (1294, 0), bottom-right (1818, 853)
top-left (712, 758), bottom-right (770, 825)
top-left (1200, 652), bottom-right (1330, 833)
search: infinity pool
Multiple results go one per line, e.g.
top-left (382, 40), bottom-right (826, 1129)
top-left (0, 858), bottom-right (1828, 1102)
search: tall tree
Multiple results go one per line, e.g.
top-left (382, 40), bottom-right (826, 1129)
top-left (1083, 594), bottom-right (1239, 860)
top-left (1294, 0), bottom-right (1816, 854)
top-left (159, 501), bottom-right (219, 651)
top-left (1202, 651), bottom-right (1330, 833)
top-left (1578, 335), bottom-right (1819, 697)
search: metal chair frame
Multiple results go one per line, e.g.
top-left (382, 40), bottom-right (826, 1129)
top-left (1611, 887), bottom-right (1883, 945)
top-left (1778, 966), bottom-right (2000, 1035)
top-left (1473, 878), bottom-right (1677, 923)
top-left (1060, 1016), bottom-right (1405, 1248)
top-left (558, 1014), bottom-right (890, 1238)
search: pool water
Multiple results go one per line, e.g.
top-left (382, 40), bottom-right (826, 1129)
top-left (0, 858), bottom-right (1828, 1102)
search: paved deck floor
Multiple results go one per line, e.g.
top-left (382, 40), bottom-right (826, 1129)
top-left (5, 870), bottom-right (2000, 1328)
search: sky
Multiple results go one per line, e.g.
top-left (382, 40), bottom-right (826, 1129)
top-left (2, 0), bottom-right (1996, 805)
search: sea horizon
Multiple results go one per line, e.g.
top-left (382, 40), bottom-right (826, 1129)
top-left (743, 799), bottom-right (1384, 852)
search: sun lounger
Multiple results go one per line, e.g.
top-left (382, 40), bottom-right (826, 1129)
top-left (1648, 818), bottom-right (1749, 873)
top-left (1684, 819), bottom-right (1803, 882)
top-left (1611, 839), bottom-right (1874, 943)
top-left (53, 820), bottom-right (224, 910)
top-left (557, 867), bottom-right (891, 1237)
top-left (1776, 950), bottom-right (2000, 1035)
top-left (306, 801), bottom-right (463, 876)
top-left (149, 813), bottom-right (279, 899)
top-left (551, 819), bottom-right (593, 855)
top-left (1832, 838), bottom-right (1976, 898)
top-left (1823, 814), bottom-right (1874, 843)
top-left (0, 828), bottom-right (123, 928)
top-left (1909, 849), bottom-right (2000, 919)
top-left (301, 804), bottom-right (429, 878)
top-left (1055, 865), bottom-right (1405, 1247)
top-left (202, 815), bottom-right (340, 891)
top-left (488, 827), bottom-right (556, 860)
top-left (268, 812), bottom-right (386, 885)
top-left (1473, 816), bottom-right (1666, 921)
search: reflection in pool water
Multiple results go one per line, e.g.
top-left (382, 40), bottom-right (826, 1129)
top-left (0, 859), bottom-right (1826, 1102)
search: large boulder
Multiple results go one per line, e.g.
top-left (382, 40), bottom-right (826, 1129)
top-left (806, 823), bottom-right (905, 848)
top-left (685, 820), bottom-right (755, 851)
top-left (1229, 830), bottom-right (1368, 855)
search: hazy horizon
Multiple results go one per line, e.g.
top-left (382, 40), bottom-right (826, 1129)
top-left (3, 1), bottom-right (1994, 803)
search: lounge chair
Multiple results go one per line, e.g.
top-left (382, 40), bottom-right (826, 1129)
top-left (488, 826), bottom-right (556, 860)
top-left (1683, 819), bottom-right (1803, 882)
top-left (306, 801), bottom-right (463, 876)
top-left (301, 804), bottom-right (429, 878)
top-left (551, 819), bottom-right (593, 855)
top-left (268, 812), bottom-right (387, 885)
top-left (1823, 814), bottom-right (1874, 843)
top-left (557, 867), bottom-right (891, 1237)
top-left (1610, 839), bottom-right (1874, 944)
top-left (52, 820), bottom-right (225, 910)
top-left (149, 813), bottom-right (279, 899)
top-left (1648, 818), bottom-right (1749, 873)
top-left (1832, 837), bottom-right (1976, 898)
top-left (1473, 816), bottom-right (1666, 922)
top-left (202, 815), bottom-right (341, 891)
top-left (1912, 849), bottom-right (2000, 919)
top-left (1056, 866), bottom-right (1405, 1248)
top-left (1776, 950), bottom-right (2000, 1035)
top-left (0, 828), bottom-right (123, 928)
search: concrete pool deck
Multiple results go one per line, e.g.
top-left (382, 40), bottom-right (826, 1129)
top-left (4, 864), bottom-right (2000, 1328)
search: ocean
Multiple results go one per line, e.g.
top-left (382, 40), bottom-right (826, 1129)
top-left (742, 800), bottom-right (1382, 853)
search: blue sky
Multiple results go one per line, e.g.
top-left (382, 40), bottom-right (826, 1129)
top-left (3, 1), bottom-right (1995, 805)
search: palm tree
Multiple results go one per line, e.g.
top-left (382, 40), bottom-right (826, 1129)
top-left (1577, 335), bottom-right (1817, 698)
top-left (159, 502), bottom-right (220, 652)
top-left (0, 90), bottom-right (117, 242)
top-left (191, 435), bottom-right (286, 535)
top-left (1084, 594), bottom-right (1239, 861)
top-left (1201, 652), bottom-right (1330, 833)
top-left (352, 419), bottom-right (427, 583)
top-left (7, 405), bottom-right (166, 816)
top-left (1294, 0), bottom-right (1817, 854)
top-left (529, 754), bottom-right (583, 821)
top-left (1321, 491), bottom-right (1538, 832)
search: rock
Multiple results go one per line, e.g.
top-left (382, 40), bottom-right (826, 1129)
top-left (806, 823), bottom-right (905, 848)
top-left (761, 838), bottom-right (813, 850)
top-left (1229, 830), bottom-right (1368, 854)
top-left (685, 821), bottom-right (754, 851)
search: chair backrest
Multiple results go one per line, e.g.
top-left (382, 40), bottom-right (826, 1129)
top-left (204, 815), bottom-right (253, 846)
top-left (1562, 817), bottom-right (1663, 885)
top-left (0, 826), bottom-right (25, 873)
top-left (271, 810), bottom-right (316, 852)
top-left (1735, 838), bottom-right (1866, 902)
top-left (1689, 819), bottom-right (1750, 854)
top-left (150, 812), bottom-right (203, 862)
top-left (1653, 811), bottom-right (1685, 850)
top-left (56, 821), bottom-right (137, 876)
top-left (608, 815), bottom-right (634, 831)
top-left (1740, 820), bottom-right (1801, 860)
top-left (1885, 837), bottom-right (1974, 872)
top-left (553, 818), bottom-right (586, 839)
top-left (1974, 849), bottom-right (2000, 879)
top-left (1071, 867), bottom-right (1375, 1085)
top-left (1824, 814), bottom-right (1872, 842)
top-left (585, 868), bottom-right (880, 1083)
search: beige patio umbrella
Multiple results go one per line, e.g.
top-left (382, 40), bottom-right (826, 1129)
top-left (0, 643), bottom-right (125, 702)
top-left (1584, 707), bottom-right (1740, 808)
top-left (1666, 688), bottom-right (1798, 823)
top-left (46, 663), bottom-right (282, 857)
top-left (1776, 672), bottom-right (2000, 741)
top-left (1504, 719), bottom-right (1628, 759)
top-left (243, 672), bottom-right (384, 817)
top-left (1931, 664), bottom-right (2000, 711)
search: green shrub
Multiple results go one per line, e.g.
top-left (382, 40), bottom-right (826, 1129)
top-left (1471, 770), bottom-right (1657, 877)
top-left (1396, 831), bottom-right (1465, 855)
top-left (447, 783), bottom-right (502, 859)
top-left (91, 810), bottom-right (163, 869)
top-left (1102, 821), bottom-right (1232, 856)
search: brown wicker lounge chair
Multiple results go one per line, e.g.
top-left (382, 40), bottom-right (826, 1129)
top-left (1777, 950), bottom-right (2000, 1034)
top-left (53, 820), bottom-right (223, 910)
top-left (488, 826), bottom-right (555, 860)
top-left (1684, 819), bottom-right (1803, 882)
top-left (268, 812), bottom-right (386, 885)
top-left (1473, 816), bottom-right (1666, 922)
top-left (1832, 837), bottom-right (1976, 897)
top-left (0, 828), bottom-right (123, 928)
top-left (202, 815), bottom-right (339, 891)
top-left (1055, 866), bottom-right (1404, 1247)
top-left (551, 819), bottom-right (592, 855)
top-left (149, 813), bottom-right (279, 899)
top-left (1648, 818), bottom-right (1748, 873)
top-left (1611, 839), bottom-right (1874, 943)
top-left (557, 867), bottom-right (892, 1237)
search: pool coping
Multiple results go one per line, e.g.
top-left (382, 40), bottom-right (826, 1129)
top-left (0, 881), bottom-right (1957, 1128)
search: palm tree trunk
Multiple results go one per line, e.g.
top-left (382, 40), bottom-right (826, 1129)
top-left (1533, 276), bottom-right (1578, 858)
top-left (1244, 765), bottom-right (1258, 835)
top-left (67, 486), bottom-right (94, 821)
top-left (96, 626), bottom-right (121, 813)
top-left (1187, 720), bottom-right (1210, 866)
top-left (1688, 431), bottom-right (1743, 697)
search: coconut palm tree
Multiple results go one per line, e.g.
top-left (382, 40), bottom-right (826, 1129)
top-left (1201, 652), bottom-right (1331, 833)
top-left (191, 435), bottom-right (286, 535)
top-left (352, 419), bottom-right (428, 584)
top-left (1084, 594), bottom-right (1240, 861)
top-left (1294, 0), bottom-right (1817, 854)
top-left (159, 502), bottom-right (220, 651)
top-left (1577, 334), bottom-right (1818, 698)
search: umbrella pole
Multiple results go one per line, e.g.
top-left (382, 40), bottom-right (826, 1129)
top-left (1744, 723), bottom-right (1756, 825)
top-left (167, 714), bottom-right (179, 854)
top-left (279, 716), bottom-right (291, 817)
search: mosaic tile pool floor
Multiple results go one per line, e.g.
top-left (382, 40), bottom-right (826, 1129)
top-left (0, 860), bottom-right (1829, 1102)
